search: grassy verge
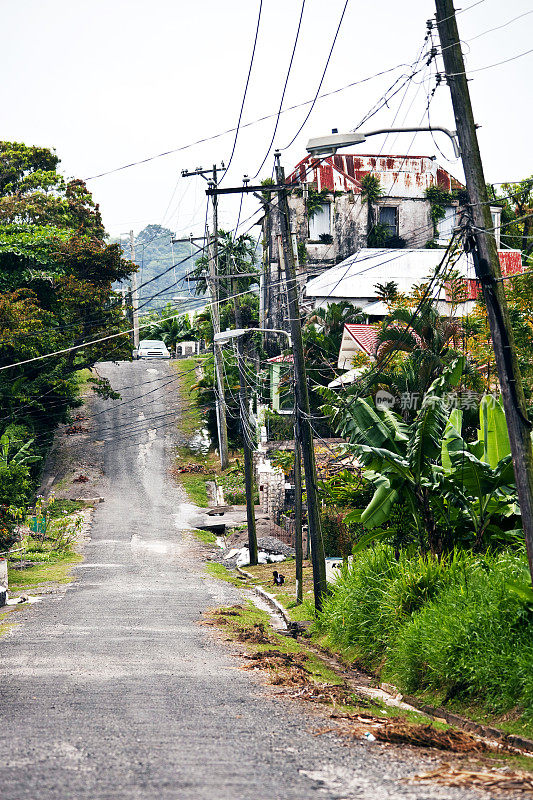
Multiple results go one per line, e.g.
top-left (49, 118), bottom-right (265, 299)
top-left (204, 580), bottom-right (533, 780)
top-left (315, 545), bottom-right (533, 743)
top-left (178, 474), bottom-right (211, 506)
top-left (172, 357), bottom-right (205, 438)
top-left (8, 552), bottom-right (82, 593)
top-left (207, 546), bottom-right (533, 750)
top-left (192, 528), bottom-right (218, 546)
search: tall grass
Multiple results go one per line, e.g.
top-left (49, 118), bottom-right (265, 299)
top-left (318, 545), bottom-right (533, 717)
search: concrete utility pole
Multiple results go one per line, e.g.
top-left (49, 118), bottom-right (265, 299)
top-left (274, 151), bottom-right (327, 612)
top-left (130, 230), bottom-right (140, 349)
top-left (182, 165), bottom-right (229, 469)
top-left (435, 0), bottom-right (533, 584)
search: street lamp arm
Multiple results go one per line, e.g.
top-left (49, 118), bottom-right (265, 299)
top-left (362, 126), bottom-right (461, 158)
top-left (214, 327), bottom-right (292, 346)
top-left (306, 126), bottom-right (460, 158)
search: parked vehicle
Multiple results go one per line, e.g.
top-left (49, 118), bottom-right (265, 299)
top-left (134, 340), bottom-right (171, 359)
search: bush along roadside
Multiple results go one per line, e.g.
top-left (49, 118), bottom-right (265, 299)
top-left (317, 545), bottom-right (533, 729)
top-left (2, 498), bottom-right (88, 607)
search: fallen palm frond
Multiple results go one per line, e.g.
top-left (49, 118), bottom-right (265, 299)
top-left (332, 712), bottom-right (489, 753)
top-left (410, 763), bottom-right (533, 795)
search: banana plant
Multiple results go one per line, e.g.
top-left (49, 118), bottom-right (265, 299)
top-left (330, 361), bottom-right (464, 554)
top-left (323, 359), bottom-right (521, 554)
top-left (0, 433), bottom-right (39, 467)
top-left (440, 395), bottom-right (518, 548)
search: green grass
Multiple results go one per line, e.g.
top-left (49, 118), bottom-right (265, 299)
top-left (8, 551), bottom-right (82, 592)
top-left (178, 473), bottom-right (211, 506)
top-left (46, 499), bottom-right (85, 518)
top-left (193, 528), bottom-right (218, 546)
top-left (73, 368), bottom-right (93, 396)
top-left (173, 357), bottom-right (204, 438)
top-left (205, 561), bottom-right (245, 587)
top-left (316, 545), bottom-right (533, 735)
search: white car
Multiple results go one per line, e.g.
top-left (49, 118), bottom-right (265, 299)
top-left (134, 339), bottom-right (171, 359)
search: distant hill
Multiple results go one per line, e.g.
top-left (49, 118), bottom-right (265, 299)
top-left (122, 224), bottom-right (204, 312)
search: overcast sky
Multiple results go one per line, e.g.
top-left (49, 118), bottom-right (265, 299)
top-left (2, 0), bottom-right (532, 244)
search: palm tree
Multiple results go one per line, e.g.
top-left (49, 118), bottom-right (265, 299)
top-left (191, 230), bottom-right (258, 301)
top-left (365, 302), bottom-right (470, 412)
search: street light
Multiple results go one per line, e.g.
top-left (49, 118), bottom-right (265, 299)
top-left (214, 327), bottom-right (292, 346)
top-left (306, 126), bottom-right (461, 158)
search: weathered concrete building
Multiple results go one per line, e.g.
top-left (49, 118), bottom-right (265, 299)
top-left (261, 153), bottom-right (468, 331)
top-left (261, 152), bottom-right (503, 333)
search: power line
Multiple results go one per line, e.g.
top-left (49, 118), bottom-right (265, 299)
top-left (252, 0), bottom-right (306, 179)
top-left (83, 63), bottom-right (412, 183)
top-left (282, 0), bottom-right (350, 151)
top-left (218, 0), bottom-right (263, 184)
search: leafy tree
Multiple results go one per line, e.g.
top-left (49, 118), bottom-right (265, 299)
top-left (0, 141), bottom-right (135, 516)
top-left (490, 177), bottom-right (533, 263)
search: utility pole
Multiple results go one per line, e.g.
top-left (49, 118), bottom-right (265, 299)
top-left (274, 151), bottom-right (327, 612)
top-left (232, 288), bottom-right (259, 565)
top-left (130, 230), bottom-right (139, 349)
top-left (182, 164), bottom-right (229, 469)
top-left (435, 0), bottom-right (533, 584)
top-left (294, 423), bottom-right (303, 604)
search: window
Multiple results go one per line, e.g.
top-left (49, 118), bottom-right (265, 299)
top-left (437, 206), bottom-right (456, 243)
top-left (309, 203), bottom-right (331, 240)
top-left (490, 206), bottom-right (501, 248)
top-left (378, 206), bottom-right (398, 238)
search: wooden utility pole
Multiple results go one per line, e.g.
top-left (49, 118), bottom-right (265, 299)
top-left (209, 164), bottom-right (230, 469)
top-left (435, 0), bottom-right (533, 583)
top-left (182, 164), bottom-right (229, 469)
top-left (233, 288), bottom-right (259, 565)
top-left (294, 424), bottom-right (303, 604)
top-left (130, 230), bottom-right (140, 349)
top-left (274, 151), bottom-right (327, 611)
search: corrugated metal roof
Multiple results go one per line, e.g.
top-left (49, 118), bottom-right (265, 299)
top-left (288, 154), bottom-right (462, 198)
top-left (305, 248), bottom-right (522, 302)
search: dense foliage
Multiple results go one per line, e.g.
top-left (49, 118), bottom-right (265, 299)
top-left (318, 545), bottom-right (533, 718)
top-left (0, 141), bottom-right (134, 539)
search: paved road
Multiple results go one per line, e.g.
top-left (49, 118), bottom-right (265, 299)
top-left (0, 361), bottom-right (478, 799)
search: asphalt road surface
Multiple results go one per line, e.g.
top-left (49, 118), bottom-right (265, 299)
top-left (0, 361), bottom-right (480, 799)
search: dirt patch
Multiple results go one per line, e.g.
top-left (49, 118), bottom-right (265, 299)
top-left (410, 763), bottom-right (533, 795)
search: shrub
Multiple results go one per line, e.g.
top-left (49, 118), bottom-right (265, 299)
top-left (320, 505), bottom-right (358, 558)
top-left (386, 552), bottom-right (533, 716)
top-left (319, 544), bottom-right (533, 717)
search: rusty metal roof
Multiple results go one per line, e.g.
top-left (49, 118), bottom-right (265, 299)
top-left (287, 154), bottom-right (462, 198)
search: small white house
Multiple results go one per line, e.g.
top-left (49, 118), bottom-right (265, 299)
top-left (305, 247), bottom-right (522, 321)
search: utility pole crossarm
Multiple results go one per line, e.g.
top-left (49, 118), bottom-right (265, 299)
top-left (205, 184), bottom-right (286, 196)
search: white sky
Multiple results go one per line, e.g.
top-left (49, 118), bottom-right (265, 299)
top-left (2, 0), bottom-right (532, 244)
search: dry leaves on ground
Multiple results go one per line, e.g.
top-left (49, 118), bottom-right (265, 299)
top-left (410, 763), bottom-right (533, 796)
top-left (330, 713), bottom-right (490, 753)
top-left (242, 649), bottom-right (312, 686)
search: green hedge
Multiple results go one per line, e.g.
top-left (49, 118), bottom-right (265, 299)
top-left (318, 546), bottom-right (533, 717)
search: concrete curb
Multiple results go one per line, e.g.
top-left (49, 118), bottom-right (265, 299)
top-left (234, 566), bottom-right (533, 756)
